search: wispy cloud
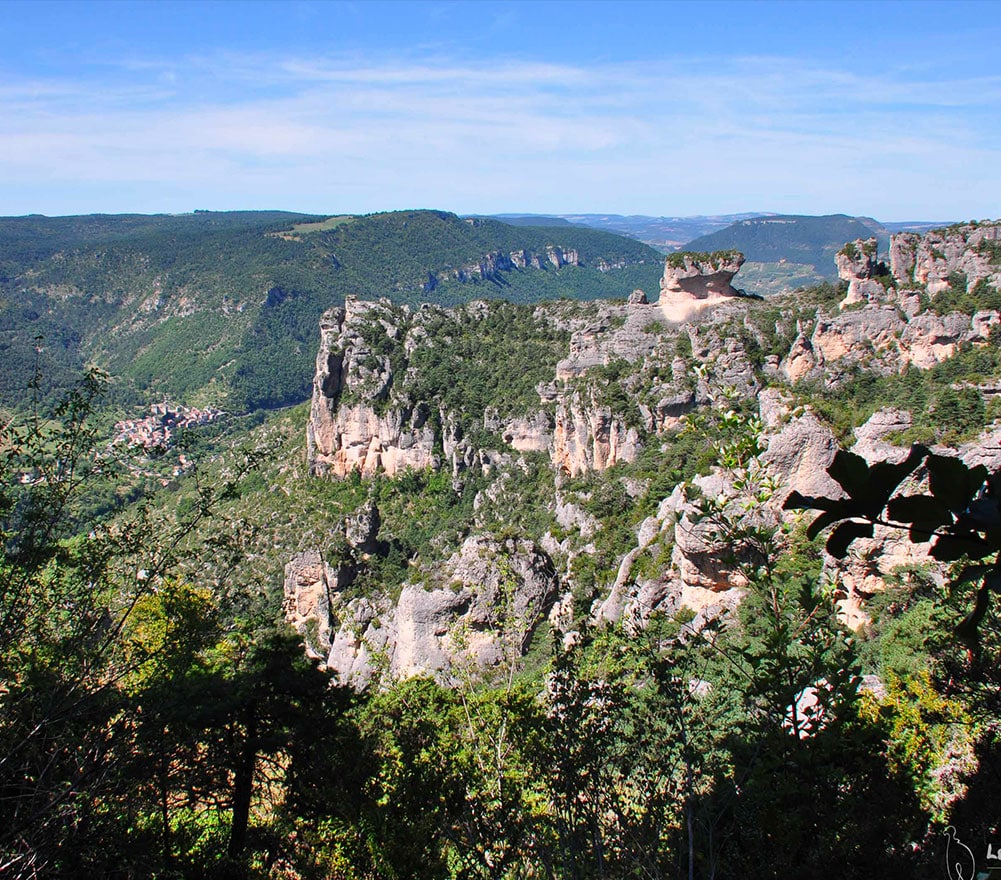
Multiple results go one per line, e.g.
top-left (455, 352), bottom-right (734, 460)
top-left (1, 49), bottom-right (999, 217)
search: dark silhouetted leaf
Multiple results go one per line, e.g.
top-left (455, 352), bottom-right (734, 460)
top-left (887, 494), bottom-right (952, 528)
top-left (825, 520), bottom-right (874, 558)
top-left (963, 498), bottom-right (1001, 530)
top-left (805, 506), bottom-right (854, 541)
top-left (930, 530), bottom-right (990, 562)
top-left (927, 454), bottom-right (988, 514)
top-left (863, 444), bottom-right (929, 515)
top-left (827, 451), bottom-right (870, 500)
top-left (783, 490), bottom-right (837, 512)
top-left (955, 578), bottom-right (995, 650)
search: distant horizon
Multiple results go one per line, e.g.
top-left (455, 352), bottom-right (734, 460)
top-left (0, 207), bottom-right (969, 226)
top-left (2, 0), bottom-right (999, 220)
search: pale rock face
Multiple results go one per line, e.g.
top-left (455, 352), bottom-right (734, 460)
top-left (592, 515), bottom-right (665, 624)
top-left (971, 310), bottom-right (1001, 340)
top-left (852, 409), bottom-right (913, 464)
top-left (658, 251), bottom-right (747, 322)
top-left (890, 223), bottom-right (1001, 295)
top-left (961, 425), bottom-right (1001, 473)
top-left (836, 238), bottom-right (885, 308)
top-left (283, 550), bottom-right (338, 661)
top-left (553, 493), bottom-right (600, 540)
top-left (554, 302), bottom-right (662, 380)
top-left (326, 598), bottom-right (385, 689)
top-left (826, 525), bottom-right (939, 630)
top-left (811, 307), bottom-right (903, 366)
top-left (318, 535), bottom-right (558, 686)
top-left (667, 471), bottom-right (758, 593)
top-left (552, 388), bottom-right (641, 476)
top-left (757, 387), bottom-right (794, 430)
top-left (898, 312), bottom-right (968, 368)
top-left (781, 327), bottom-right (821, 384)
top-left (804, 305), bottom-right (979, 375)
top-left (308, 298), bottom-right (441, 477)
top-left (688, 323), bottom-right (758, 397)
top-left (313, 403), bottom-right (437, 477)
top-left (283, 504), bottom-right (385, 666)
top-left (501, 411), bottom-right (553, 453)
top-left (762, 410), bottom-right (842, 500)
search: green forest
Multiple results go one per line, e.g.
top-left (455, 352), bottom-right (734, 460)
top-left (3, 340), bottom-right (1000, 878)
top-left (0, 211), bottom-right (662, 414)
top-left (4, 219), bottom-right (1001, 878)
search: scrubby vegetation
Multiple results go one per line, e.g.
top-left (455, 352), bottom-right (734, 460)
top-left (4, 336), bottom-right (998, 878)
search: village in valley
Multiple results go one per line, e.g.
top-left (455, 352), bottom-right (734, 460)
top-left (113, 403), bottom-right (225, 480)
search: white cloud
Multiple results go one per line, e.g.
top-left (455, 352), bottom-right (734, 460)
top-left (1, 50), bottom-right (999, 217)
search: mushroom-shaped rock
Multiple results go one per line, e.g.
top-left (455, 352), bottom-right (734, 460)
top-left (658, 250), bottom-right (746, 321)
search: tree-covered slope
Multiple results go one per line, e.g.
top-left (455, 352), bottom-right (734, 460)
top-left (6, 222), bottom-right (1001, 876)
top-left (684, 213), bottom-right (888, 278)
top-left (0, 210), bottom-right (663, 413)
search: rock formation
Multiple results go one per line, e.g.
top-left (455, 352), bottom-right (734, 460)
top-left (890, 222), bottom-right (1001, 295)
top-left (551, 388), bottom-right (642, 477)
top-left (658, 250), bottom-right (747, 322)
top-left (286, 533), bottom-right (559, 687)
top-left (308, 298), bottom-right (438, 477)
top-left (291, 222), bottom-right (1001, 685)
top-left (836, 238), bottom-right (887, 308)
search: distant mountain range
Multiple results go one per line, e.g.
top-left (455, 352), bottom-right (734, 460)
top-left (483, 212), bottom-right (773, 251)
top-left (482, 212), bottom-right (948, 257)
top-left (481, 212), bottom-right (955, 293)
top-left (2, 207), bottom-right (962, 415)
top-left (682, 214), bottom-right (885, 280)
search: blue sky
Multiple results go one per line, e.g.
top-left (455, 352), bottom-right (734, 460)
top-left (0, 0), bottom-right (998, 220)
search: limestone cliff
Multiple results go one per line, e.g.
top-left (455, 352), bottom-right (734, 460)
top-left (890, 221), bottom-right (1001, 295)
top-left (836, 237), bottom-right (888, 308)
top-left (290, 227), bottom-right (1001, 686)
top-left (307, 299), bottom-right (439, 477)
top-left (285, 533), bottom-right (558, 686)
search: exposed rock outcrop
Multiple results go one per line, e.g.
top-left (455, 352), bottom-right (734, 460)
top-left (658, 250), bottom-right (746, 322)
top-left (552, 387), bottom-right (641, 476)
top-left (307, 298), bottom-right (440, 477)
top-left (836, 238), bottom-right (888, 308)
top-left (313, 535), bottom-right (559, 686)
top-left (780, 304), bottom-right (988, 382)
top-left (890, 222), bottom-right (1001, 295)
top-left (292, 223), bottom-right (1001, 683)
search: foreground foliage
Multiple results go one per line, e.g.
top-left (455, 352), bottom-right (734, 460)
top-left (5, 373), bottom-right (999, 879)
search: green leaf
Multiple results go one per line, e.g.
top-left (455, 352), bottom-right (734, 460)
top-left (825, 520), bottom-right (874, 559)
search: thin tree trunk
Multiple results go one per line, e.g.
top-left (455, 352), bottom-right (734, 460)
top-left (228, 706), bottom-right (258, 859)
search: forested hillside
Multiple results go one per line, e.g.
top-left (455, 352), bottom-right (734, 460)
top-left (3, 222), bottom-right (1001, 878)
top-left (683, 213), bottom-right (888, 276)
top-left (0, 210), bottom-right (662, 413)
